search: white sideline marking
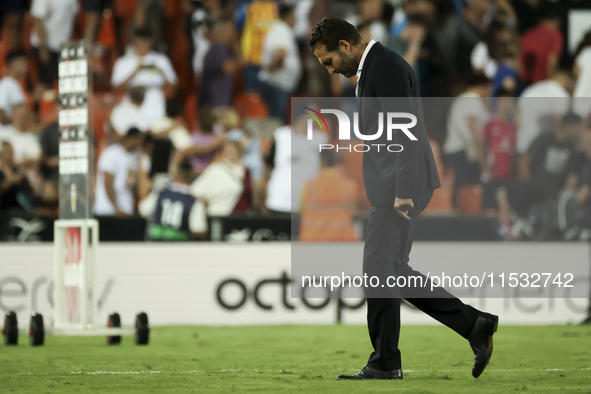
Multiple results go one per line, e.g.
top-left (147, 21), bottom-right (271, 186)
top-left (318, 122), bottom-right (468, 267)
top-left (67, 367), bottom-right (589, 375)
top-left (3, 368), bottom-right (589, 377)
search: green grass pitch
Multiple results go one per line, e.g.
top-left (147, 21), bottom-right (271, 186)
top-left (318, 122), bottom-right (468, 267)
top-left (1, 324), bottom-right (590, 393)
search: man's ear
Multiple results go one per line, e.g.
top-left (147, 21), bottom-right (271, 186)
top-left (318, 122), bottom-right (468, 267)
top-left (338, 40), bottom-right (352, 53)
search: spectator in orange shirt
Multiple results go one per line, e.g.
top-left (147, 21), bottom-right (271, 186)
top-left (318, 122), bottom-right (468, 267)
top-left (300, 150), bottom-right (358, 242)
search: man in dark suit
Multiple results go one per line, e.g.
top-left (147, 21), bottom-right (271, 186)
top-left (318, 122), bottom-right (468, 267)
top-left (309, 16), bottom-right (499, 381)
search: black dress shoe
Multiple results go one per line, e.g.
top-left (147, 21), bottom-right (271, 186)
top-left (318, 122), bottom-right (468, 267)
top-left (336, 366), bottom-right (403, 380)
top-left (468, 313), bottom-right (499, 378)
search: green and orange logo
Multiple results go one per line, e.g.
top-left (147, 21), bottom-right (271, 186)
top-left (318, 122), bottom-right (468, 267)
top-left (303, 107), bottom-right (328, 133)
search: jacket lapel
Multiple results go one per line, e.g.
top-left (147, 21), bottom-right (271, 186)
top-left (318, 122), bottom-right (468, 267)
top-left (357, 42), bottom-right (380, 98)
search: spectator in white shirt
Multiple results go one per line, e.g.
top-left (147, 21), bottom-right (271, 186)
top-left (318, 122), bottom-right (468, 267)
top-left (111, 28), bottom-right (178, 126)
top-left (442, 75), bottom-right (492, 196)
top-left (516, 71), bottom-right (573, 155)
top-left (258, 4), bottom-right (302, 122)
top-left (30, 0), bottom-right (79, 91)
top-left (109, 86), bottom-right (148, 142)
top-left (573, 31), bottom-right (591, 118)
top-left (263, 112), bottom-right (327, 215)
top-left (94, 127), bottom-right (144, 217)
top-left (0, 50), bottom-right (28, 133)
top-left (3, 104), bottom-right (42, 168)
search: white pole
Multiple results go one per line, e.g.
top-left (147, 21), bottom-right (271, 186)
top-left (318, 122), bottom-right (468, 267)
top-left (53, 223), bottom-right (65, 328)
top-left (91, 219), bottom-right (99, 328)
top-left (80, 220), bottom-right (88, 328)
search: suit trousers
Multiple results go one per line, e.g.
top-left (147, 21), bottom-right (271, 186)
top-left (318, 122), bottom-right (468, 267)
top-left (363, 190), bottom-right (481, 371)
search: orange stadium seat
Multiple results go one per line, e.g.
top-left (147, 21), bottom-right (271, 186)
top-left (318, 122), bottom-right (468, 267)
top-left (423, 140), bottom-right (452, 213)
top-left (98, 10), bottom-right (117, 49)
top-left (425, 185), bottom-right (453, 213)
top-left (429, 139), bottom-right (445, 185)
top-left (39, 93), bottom-right (57, 128)
top-left (233, 92), bottom-right (269, 120)
top-left (91, 92), bottom-right (120, 147)
top-left (0, 47), bottom-right (6, 75)
top-left (456, 184), bottom-right (484, 215)
top-left (165, 9), bottom-right (193, 99)
top-left (0, 26), bottom-right (8, 72)
top-left (114, 0), bottom-right (138, 18)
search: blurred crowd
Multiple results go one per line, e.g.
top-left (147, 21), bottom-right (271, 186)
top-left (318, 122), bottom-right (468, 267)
top-left (0, 0), bottom-right (590, 241)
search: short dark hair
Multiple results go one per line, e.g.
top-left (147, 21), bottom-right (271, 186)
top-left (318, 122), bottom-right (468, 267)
top-left (309, 16), bottom-right (362, 52)
top-left (178, 159), bottom-right (195, 183)
top-left (5, 49), bottom-right (28, 64)
top-left (279, 4), bottom-right (294, 20)
top-left (540, 2), bottom-right (561, 21)
top-left (134, 27), bottom-right (154, 39)
top-left (125, 127), bottom-right (142, 137)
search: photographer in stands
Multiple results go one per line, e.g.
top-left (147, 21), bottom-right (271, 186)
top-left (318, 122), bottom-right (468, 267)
top-left (111, 28), bottom-right (178, 125)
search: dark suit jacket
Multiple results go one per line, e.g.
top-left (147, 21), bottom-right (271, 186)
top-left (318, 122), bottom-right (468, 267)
top-left (357, 42), bottom-right (441, 207)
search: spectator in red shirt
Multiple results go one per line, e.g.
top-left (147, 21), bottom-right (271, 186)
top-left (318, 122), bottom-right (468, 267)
top-left (481, 89), bottom-right (516, 184)
top-left (519, 3), bottom-right (563, 86)
top-left (481, 89), bottom-right (516, 220)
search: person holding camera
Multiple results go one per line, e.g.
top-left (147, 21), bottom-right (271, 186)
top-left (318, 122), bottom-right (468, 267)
top-left (111, 28), bottom-right (178, 126)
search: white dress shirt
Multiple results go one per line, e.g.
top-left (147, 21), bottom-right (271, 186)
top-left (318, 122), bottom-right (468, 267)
top-left (356, 39), bottom-right (377, 97)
